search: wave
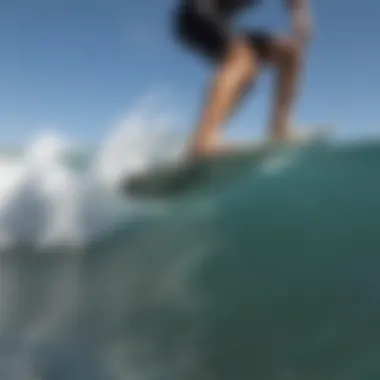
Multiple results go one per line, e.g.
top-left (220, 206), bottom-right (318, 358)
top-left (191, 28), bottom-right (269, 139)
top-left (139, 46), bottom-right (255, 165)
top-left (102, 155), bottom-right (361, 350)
top-left (0, 109), bottom-right (379, 378)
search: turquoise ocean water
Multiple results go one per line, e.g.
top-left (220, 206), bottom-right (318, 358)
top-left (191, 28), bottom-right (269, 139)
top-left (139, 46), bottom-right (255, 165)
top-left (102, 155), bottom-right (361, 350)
top-left (0, 137), bottom-right (379, 379)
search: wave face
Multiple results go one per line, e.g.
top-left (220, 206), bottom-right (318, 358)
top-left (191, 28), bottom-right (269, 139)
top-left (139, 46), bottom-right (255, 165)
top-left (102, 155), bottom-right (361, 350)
top-left (0, 131), bottom-right (379, 379)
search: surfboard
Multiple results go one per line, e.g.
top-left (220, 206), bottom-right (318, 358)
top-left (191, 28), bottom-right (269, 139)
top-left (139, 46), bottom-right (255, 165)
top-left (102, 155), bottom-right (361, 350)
top-left (121, 130), bottom-right (327, 200)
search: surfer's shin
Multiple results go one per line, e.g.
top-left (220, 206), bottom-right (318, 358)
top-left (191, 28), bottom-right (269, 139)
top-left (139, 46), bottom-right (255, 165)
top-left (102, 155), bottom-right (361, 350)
top-left (269, 41), bottom-right (303, 140)
top-left (191, 40), bottom-right (259, 153)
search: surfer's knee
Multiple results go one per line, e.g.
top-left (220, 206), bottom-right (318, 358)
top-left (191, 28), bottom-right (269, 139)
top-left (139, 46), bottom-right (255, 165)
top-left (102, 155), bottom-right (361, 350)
top-left (267, 36), bottom-right (302, 69)
top-left (220, 39), bottom-right (260, 85)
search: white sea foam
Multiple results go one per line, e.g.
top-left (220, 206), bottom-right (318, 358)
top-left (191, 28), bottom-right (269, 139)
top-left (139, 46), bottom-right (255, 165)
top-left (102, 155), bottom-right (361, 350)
top-left (0, 99), bottom-right (186, 251)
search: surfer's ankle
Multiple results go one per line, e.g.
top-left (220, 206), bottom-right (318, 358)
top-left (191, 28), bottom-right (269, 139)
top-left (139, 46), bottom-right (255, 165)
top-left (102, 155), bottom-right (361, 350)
top-left (187, 138), bottom-right (226, 158)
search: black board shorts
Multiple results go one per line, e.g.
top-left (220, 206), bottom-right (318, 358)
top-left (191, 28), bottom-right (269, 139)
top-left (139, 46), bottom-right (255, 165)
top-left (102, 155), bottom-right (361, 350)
top-left (173, 6), bottom-right (273, 61)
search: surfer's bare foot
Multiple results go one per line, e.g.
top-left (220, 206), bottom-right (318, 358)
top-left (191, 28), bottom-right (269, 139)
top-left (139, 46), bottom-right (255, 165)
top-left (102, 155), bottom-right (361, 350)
top-left (265, 124), bottom-right (321, 148)
top-left (186, 140), bottom-right (225, 160)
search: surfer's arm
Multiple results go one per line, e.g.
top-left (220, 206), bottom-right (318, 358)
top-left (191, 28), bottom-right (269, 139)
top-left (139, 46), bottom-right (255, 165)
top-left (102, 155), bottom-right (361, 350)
top-left (285, 0), bottom-right (312, 47)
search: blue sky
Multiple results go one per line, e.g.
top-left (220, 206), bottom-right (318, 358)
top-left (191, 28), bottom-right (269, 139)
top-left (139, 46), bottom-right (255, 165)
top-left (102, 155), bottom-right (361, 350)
top-left (0, 0), bottom-right (379, 145)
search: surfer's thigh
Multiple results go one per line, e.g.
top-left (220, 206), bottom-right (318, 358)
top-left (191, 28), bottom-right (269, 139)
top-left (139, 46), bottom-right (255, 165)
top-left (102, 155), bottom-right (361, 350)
top-left (245, 33), bottom-right (301, 66)
top-left (172, 6), bottom-right (231, 62)
top-left (243, 30), bottom-right (276, 63)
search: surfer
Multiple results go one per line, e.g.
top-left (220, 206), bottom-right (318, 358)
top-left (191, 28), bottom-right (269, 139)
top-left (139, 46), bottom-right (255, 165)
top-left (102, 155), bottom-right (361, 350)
top-left (173, 0), bottom-right (312, 157)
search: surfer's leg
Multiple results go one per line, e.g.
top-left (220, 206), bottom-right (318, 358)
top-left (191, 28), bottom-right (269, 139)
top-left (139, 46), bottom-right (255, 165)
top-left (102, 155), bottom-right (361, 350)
top-left (189, 39), bottom-right (261, 155)
top-left (172, 7), bottom-right (263, 157)
top-left (262, 36), bottom-right (304, 140)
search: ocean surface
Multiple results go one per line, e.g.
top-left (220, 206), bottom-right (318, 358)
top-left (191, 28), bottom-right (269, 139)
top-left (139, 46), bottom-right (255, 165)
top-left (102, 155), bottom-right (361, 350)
top-left (0, 126), bottom-right (379, 379)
